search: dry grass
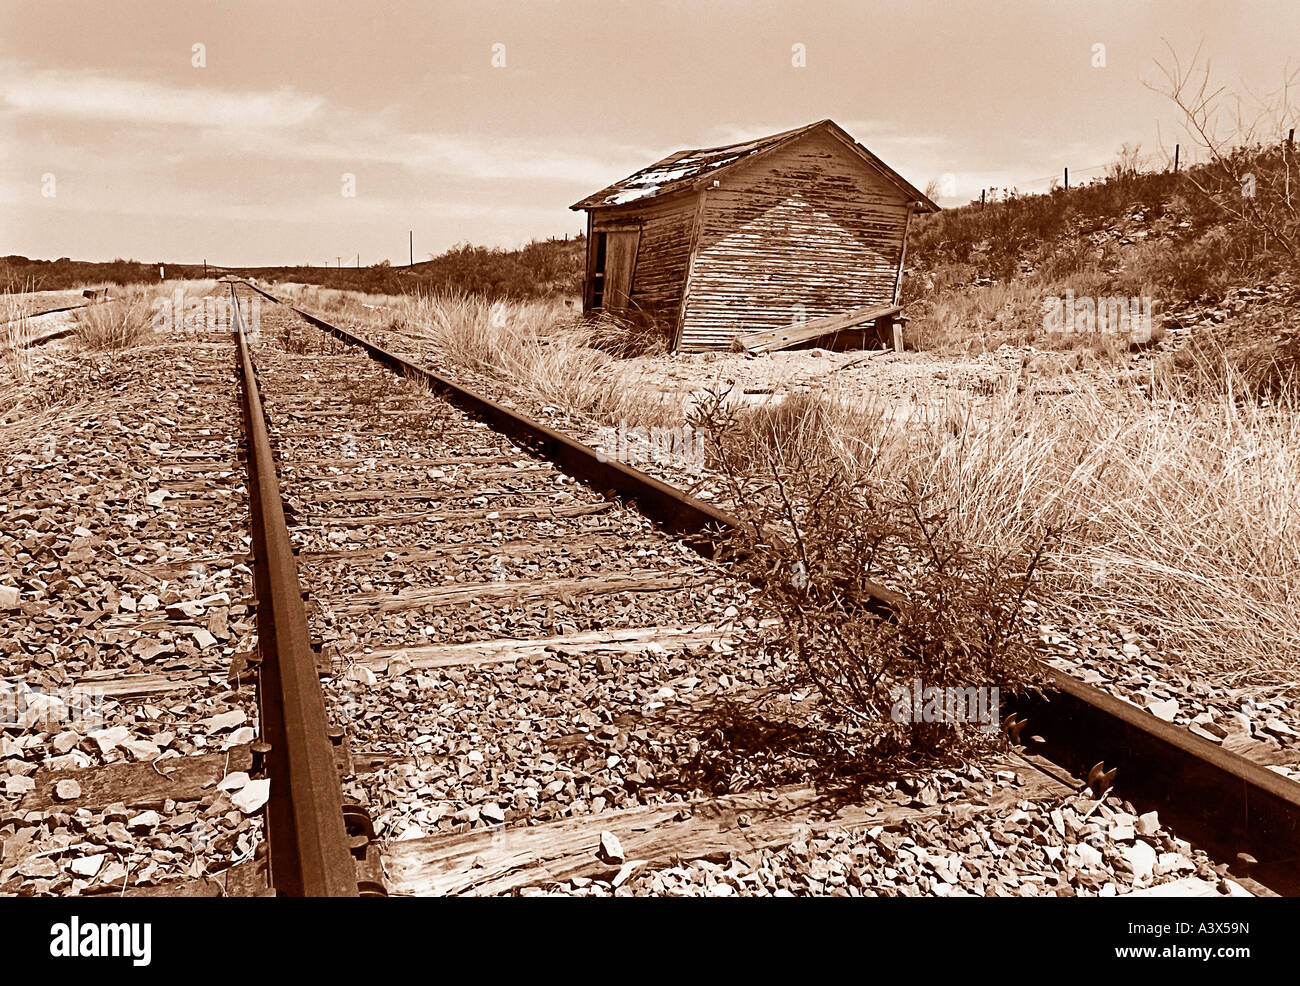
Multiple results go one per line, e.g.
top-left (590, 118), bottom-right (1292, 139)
top-left (2, 296), bottom-right (34, 382)
top-left (712, 370), bottom-right (1300, 689)
top-left (285, 286), bottom-right (680, 428)
top-left (72, 286), bottom-right (155, 350)
top-left (70, 280), bottom-right (224, 351)
top-left (906, 269), bottom-right (1167, 358)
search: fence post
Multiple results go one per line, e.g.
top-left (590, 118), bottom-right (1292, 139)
top-left (1174, 143), bottom-right (1180, 174)
top-left (981, 188), bottom-right (986, 209)
top-left (1064, 167), bottom-right (1069, 190)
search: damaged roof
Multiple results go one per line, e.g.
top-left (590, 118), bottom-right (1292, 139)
top-left (570, 119), bottom-right (939, 212)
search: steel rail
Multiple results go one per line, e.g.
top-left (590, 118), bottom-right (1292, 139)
top-left (241, 281), bottom-right (1300, 893)
top-left (231, 285), bottom-right (358, 897)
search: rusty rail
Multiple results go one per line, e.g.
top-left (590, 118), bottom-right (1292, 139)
top-left (231, 285), bottom-right (357, 896)
top-left (241, 281), bottom-right (1300, 894)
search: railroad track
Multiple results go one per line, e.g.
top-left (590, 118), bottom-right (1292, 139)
top-left (233, 280), bottom-right (1300, 896)
top-left (3, 280), bottom-right (1298, 897)
top-left (228, 282), bottom-right (769, 895)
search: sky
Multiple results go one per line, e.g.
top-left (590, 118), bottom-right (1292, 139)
top-left (2, 0), bottom-right (1297, 266)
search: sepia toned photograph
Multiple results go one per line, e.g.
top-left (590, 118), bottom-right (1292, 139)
top-left (1, 0), bottom-right (1297, 960)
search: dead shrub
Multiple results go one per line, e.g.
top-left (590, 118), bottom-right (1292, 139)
top-left (689, 385), bottom-right (1055, 755)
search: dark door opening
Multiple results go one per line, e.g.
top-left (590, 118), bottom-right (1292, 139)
top-left (588, 228), bottom-right (639, 313)
top-left (590, 232), bottom-right (607, 310)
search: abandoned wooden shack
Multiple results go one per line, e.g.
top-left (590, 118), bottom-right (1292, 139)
top-left (571, 119), bottom-right (939, 353)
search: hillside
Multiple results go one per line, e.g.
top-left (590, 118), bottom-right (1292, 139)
top-left (901, 143), bottom-right (1298, 391)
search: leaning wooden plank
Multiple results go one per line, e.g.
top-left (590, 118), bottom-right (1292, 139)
top-left (736, 302), bottom-right (901, 354)
top-left (300, 531), bottom-right (621, 567)
top-left (286, 454), bottom-right (517, 470)
top-left (107, 858), bottom-right (268, 897)
top-left (384, 765), bottom-right (1071, 896)
top-left (69, 670), bottom-right (209, 699)
top-left (302, 487), bottom-right (557, 505)
top-left (289, 465), bottom-right (555, 486)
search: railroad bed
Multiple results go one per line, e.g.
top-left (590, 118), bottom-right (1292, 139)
top-left (0, 341), bottom-right (265, 895)
top-left (0, 283), bottom-right (1295, 897)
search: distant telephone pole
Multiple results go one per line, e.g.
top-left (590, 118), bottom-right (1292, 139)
top-left (1064, 167), bottom-right (1069, 190)
top-left (1174, 143), bottom-right (1180, 174)
top-left (409, 230), bottom-right (413, 267)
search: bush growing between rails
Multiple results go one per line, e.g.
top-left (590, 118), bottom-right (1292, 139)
top-left (688, 384), bottom-right (1057, 754)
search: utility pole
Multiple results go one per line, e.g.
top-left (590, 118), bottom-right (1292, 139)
top-left (1064, 167), bottom-right (1069, 191)
top-left (409, 230), bottom-right (413, 267)
top-left (1174, 143), bottom-right (1180, 174)
top-left (980, 189), bottom-right (986, 210)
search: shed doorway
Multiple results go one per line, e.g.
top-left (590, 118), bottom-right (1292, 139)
top-left (589, 228), bottom-right (639, 311)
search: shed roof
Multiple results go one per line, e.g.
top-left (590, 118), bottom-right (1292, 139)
top-left (570, 119), bottom-right (939, 213)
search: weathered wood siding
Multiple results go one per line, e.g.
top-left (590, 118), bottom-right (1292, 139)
top-left (678, 130), bottom-right (911, 352)
top-left (590, 192), bottom-right (698, 345)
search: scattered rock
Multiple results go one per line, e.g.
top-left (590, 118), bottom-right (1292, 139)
top-left (202, 709), bottom-right (246, 732)
top-left (217, 771), bottom-right (250, 792)
top-left (69, 854), bottom-right (106, 878)
top-left (597, 830), bottom-right (624, 864)
top-left (231, 778), bottom-right (270, 814)
top-left (128, 810), bottom-right (161, 832)
top-left (1147, 699), bottom-right (1179, 722)
top-left (1121, 841), bottom-right (1158, 883)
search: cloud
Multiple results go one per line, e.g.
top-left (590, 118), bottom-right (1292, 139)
top-left (1, 66), bottom-right (322, 128)
top-left (197, 118), bottom-right (647, 187)
top-left (0, 62), bottom-right (646, 188)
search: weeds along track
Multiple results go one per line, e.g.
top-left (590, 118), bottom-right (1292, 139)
top-left (234, 281), bottom-right (1300, 896)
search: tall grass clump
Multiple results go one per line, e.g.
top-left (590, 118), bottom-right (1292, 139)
top-left (2, 297), bottom-right (34, 382)
top-left (72, 286), bottom-right (156, 351)
top-left (694, 370), bottom-right (1300, 692)
top-left (382, 291), bottom-right (679, 428)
